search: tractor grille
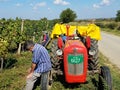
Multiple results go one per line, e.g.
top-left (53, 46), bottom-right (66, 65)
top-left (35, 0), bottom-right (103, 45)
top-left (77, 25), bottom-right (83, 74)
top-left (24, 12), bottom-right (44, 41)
top-left (68, 54), bottom-right (84, 75)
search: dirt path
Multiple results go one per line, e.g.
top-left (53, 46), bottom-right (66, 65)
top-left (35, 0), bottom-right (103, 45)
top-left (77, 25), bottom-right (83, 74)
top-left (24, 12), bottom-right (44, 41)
top-left (98, 32), bottom-right (120, 68)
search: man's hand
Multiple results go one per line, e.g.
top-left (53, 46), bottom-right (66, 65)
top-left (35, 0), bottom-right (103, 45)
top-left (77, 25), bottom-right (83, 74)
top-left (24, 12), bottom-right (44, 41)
top-left (26, 73), bottom-right (33, 79)
top-left (42, 40), bottom-right (45, 42)
top-left (26, 63), bottom-right (36, 79)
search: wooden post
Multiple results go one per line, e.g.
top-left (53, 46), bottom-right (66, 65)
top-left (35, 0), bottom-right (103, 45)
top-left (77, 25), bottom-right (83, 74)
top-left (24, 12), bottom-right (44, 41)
top-left (0, 58), bottom-right (4, 72)
top-left (17, 19), bottom-right (24, 55)
top-left (33, 32), bottom-right (35, 42)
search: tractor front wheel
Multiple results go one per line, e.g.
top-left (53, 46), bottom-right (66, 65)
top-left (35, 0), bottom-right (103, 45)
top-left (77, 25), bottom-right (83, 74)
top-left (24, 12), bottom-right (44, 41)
top-left (98, 66), bottom-right (112, 90)
top-left (41, 71), bottom-right (52, 90)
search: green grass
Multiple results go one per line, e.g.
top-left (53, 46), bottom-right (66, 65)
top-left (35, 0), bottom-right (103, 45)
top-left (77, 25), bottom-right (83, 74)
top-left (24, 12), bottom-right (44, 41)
top-left (0, 52), bottom-right (31, 90)
top-left (102, 28), bottom-right (120, 37)
top-left (0, 52), bottom-right (120, 90)
top-left (99, 53), bottom-right (120, 90)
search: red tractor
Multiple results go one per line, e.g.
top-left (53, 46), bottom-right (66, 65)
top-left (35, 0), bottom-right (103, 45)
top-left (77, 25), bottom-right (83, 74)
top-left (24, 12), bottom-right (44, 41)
top-left (46, 24), bottom-right (112, 90)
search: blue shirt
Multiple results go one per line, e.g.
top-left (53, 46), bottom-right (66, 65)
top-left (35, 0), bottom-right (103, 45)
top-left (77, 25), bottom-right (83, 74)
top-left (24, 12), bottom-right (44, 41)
top-left (62, 36), bottom-right (67, 41)
top-left (32, 44), bottom-right (52, 73)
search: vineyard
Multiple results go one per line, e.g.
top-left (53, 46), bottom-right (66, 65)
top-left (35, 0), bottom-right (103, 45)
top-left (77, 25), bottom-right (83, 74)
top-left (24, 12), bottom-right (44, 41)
top-left (0, 18), bottom-right (55, 71)
top-left (0, 18), bottom-right (120, 90)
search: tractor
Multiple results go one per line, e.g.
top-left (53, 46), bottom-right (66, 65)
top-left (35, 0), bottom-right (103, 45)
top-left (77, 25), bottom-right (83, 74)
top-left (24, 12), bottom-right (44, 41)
top-left (45, 23), bottom-right (112, 90)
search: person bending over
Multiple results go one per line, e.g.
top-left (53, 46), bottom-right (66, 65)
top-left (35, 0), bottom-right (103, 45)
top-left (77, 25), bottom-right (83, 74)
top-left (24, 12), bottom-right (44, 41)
top-left (25, 40), bottom-right (52, 90)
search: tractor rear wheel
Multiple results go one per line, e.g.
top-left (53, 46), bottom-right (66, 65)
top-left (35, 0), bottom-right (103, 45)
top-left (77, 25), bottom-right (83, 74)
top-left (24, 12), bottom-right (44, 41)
top-left (98, 66), bottom-right (112, 90)
top-left (88, 39), bottom-right (99, 70)
top-left (50, 39), bottom-right (59, 67)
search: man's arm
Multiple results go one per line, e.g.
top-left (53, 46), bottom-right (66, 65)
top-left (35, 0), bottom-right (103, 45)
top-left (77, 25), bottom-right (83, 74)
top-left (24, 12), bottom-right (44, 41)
top-left (29, 63), bottom-right (36, 73)
top-left (27, 63), bottom-right (36, 79)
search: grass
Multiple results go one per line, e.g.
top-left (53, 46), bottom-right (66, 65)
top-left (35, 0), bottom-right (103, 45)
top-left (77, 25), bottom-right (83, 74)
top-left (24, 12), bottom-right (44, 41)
top-left (0, 52), bottom-right (31, 90)
top-left (102, 28), bottom-right (120, 37)
top-left (99, 52), bottom-right (120, 90)
top-left (0, 52), bottom-right (120, 90)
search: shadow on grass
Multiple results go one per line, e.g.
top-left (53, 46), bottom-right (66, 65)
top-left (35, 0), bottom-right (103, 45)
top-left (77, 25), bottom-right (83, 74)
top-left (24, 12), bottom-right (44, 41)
top-left (3, 57), bottom-right (17, 69)
top-left (91, 77), bottom-right (98, 87)
top-left (53, 75), bottom-right (82, 89)
top-left (33, 77), bottom-right (41, 90)
top-left (53, 74), bottom-right (99, 89)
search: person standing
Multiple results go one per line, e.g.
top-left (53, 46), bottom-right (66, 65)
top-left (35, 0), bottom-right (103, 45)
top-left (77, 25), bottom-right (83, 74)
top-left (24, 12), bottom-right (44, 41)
top-left (25, 40), bottom-right (52, 90)
top-left (42, 32), bottom-right (49, 46)
top-left (62, 34), bottom-right (67, 44)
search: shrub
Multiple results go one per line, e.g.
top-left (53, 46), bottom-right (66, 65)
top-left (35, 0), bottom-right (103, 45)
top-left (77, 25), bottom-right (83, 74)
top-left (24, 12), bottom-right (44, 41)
top-left (96, 22), bottom-right (106, 28)
top-left (117, 25), bottom-right (120, 31)
top-left (106, 22), bottom-right (117, 30)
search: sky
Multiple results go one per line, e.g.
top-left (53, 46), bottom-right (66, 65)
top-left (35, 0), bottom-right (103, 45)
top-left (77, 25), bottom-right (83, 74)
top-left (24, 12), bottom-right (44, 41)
top-left (0, 0), bottom-right (120, 20)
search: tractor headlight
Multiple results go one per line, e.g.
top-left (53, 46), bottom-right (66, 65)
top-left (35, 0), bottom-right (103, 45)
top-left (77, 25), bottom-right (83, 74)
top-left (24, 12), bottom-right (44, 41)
top-left (89, 49), bottom-right (96, 55)
top-left (56, 49), bottom-right (63, 56)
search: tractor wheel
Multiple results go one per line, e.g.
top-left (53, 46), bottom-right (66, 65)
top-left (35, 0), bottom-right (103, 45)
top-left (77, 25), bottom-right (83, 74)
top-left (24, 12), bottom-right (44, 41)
top-left (50, 39), bottom-right (59, 65)
top-left (88, 39), bottom-right (99, 70)
top-left (40, 72), bottom-right (50, 90)
top-left (98, 66), bottom-right (112, 90)
top-left (49, 39), bottom-right (63, 75)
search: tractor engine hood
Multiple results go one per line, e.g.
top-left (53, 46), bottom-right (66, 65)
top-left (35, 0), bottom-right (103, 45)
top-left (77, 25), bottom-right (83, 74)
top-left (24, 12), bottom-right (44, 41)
top-left (63, 40), bottom-right (88, 83)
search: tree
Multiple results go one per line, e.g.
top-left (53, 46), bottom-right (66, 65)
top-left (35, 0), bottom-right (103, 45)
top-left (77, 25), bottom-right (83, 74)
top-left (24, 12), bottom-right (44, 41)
top-left (115, 10), bottom-right (120, 22)
top-left (60, 8), bottom-right (77, 23)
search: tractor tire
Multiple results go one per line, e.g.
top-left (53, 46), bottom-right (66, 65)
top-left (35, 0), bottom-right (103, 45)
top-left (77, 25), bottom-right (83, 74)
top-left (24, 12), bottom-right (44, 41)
top-left (98, 66), bottom-right (112, 90)
top-left (40, 72), bottom-right (49, 90)
top-left (48, 39), bottom-right (62, 70)
top-left (88, 39), bottom-right (99, 70)
top-left (50, 39), bottom-right (58, 63)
